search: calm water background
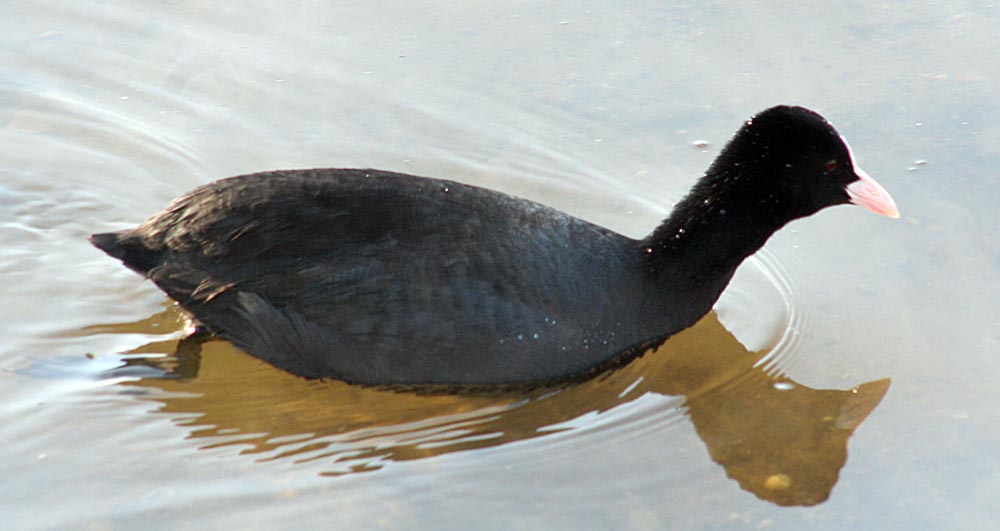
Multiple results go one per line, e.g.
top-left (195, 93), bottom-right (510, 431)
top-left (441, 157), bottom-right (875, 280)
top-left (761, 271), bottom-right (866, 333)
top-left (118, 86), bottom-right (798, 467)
top-left (2, 1), bottom-right (998, 529)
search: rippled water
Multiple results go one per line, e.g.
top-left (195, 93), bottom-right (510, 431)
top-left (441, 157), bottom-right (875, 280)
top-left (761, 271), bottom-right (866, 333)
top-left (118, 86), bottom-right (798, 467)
top-left (3, 2), bottom-right (999, 530)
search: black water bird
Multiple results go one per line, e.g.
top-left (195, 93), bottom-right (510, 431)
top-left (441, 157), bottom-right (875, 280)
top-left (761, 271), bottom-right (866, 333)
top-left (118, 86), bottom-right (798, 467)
top-left (91, 105), bottom-right (899, 385)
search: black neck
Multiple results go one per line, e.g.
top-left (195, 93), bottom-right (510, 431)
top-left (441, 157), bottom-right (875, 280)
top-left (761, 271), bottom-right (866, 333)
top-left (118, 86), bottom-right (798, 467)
top-left (638, 167), bottom-right (795, 321)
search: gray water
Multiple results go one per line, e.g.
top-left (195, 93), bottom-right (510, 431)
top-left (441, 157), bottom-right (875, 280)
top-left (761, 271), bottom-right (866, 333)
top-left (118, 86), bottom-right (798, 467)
top-left (3, 2), bottom-right (998, 530)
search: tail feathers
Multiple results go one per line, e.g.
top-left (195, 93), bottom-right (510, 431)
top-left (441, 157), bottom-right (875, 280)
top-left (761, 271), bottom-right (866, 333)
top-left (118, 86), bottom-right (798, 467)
top-left (89, 231), bottom-right (162, 276)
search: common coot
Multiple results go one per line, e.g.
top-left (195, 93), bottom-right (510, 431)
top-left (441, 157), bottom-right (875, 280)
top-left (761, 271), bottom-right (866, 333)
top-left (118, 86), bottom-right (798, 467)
top-left (91, 105), bottom-right (898, 385)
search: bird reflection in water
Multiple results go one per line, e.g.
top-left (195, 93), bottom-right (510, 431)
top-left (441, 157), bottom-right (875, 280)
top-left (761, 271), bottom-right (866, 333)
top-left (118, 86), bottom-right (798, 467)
top-left (101, 307), bottom-right (888, 507)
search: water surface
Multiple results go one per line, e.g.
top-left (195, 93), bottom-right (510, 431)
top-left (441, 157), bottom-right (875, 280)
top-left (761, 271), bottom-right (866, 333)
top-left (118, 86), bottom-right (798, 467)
top-left (3, 2), bottom-right (998, 530)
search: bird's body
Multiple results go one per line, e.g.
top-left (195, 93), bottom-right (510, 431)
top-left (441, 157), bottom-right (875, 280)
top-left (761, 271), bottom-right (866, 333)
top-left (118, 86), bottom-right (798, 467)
top-left (91, 106), bottom-right (898, 385)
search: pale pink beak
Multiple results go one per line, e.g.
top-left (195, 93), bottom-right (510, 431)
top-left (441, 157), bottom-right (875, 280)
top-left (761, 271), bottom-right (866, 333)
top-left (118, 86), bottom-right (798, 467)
top-left (846, 167), bottom-right (900, 219)
top-left (840, 135), bottom-right (900, 219)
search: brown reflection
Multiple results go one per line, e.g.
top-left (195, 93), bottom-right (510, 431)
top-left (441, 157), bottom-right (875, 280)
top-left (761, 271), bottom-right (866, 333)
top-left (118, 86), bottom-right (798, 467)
top-left (107, 307), bottom-right (888, 506)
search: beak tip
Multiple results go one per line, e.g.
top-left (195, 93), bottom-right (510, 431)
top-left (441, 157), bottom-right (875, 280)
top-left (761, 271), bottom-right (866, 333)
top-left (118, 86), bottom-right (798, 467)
top-left (845, 168), bottom-right (899, 220)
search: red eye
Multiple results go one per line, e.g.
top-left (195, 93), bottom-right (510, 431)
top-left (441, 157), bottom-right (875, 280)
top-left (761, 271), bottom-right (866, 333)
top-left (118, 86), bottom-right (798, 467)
top-left (825, 159), bottom-right (838, 172)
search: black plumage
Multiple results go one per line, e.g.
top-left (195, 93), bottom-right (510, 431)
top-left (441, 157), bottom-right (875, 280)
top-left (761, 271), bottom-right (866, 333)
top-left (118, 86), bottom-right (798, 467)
top-left (91, 106), bottom-right (897, 385)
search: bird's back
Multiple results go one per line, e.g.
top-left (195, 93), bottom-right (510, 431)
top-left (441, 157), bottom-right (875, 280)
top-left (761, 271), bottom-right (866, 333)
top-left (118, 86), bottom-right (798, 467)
top-left (92, 169), bottom-right (650, 384)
